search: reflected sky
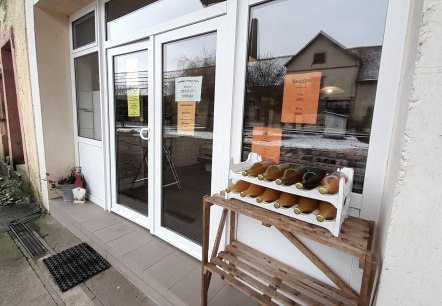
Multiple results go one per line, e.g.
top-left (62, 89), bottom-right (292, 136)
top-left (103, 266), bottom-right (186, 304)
top-left (252, 0), bottom-right (389, 57)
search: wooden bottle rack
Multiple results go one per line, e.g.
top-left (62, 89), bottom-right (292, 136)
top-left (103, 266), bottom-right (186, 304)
top-left (201, 195), bottom-right (377, 306)
top-left (226, 153), bottom-right (354, 237)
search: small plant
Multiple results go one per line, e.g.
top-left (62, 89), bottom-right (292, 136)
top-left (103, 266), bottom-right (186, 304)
top-left (46, 167), bottom-right (76, 192)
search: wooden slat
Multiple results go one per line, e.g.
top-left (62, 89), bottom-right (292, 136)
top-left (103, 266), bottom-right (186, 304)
top-left (279, 229), bottom-right (358, 299)
top-left (229, 210), bottom-right (236, 244)
top-left (219, 252), bottom-right (325, 306)
top-left (228, 241), bottom-right (358, 305)
top-left (205, 263), bottom-right (279, 306)
top-left (206, 195), bottom-right (369, 259)
top-left (211, 208), bottom-right (228, 259)
top-left (212, 257), bottom-right (297, 306)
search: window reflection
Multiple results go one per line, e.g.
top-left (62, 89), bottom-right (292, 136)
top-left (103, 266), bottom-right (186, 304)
top-left (162, 33), bottom-right (216, 244)
top-left (243, 0), bottom-right (388, 193)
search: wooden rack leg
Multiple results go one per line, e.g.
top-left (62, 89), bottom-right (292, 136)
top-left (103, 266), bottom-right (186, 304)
top-left (279, 228), bottom-right (358, 299)
top-left (202, 199), bottom-right (229, 306)
top-left (359, 252), bottom-right (377, 306)
top-left (201, 196), bottom-right (212, 306)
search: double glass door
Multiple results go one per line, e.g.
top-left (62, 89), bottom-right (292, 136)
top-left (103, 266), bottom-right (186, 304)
top-left (108, 20), bottom-right (223, 257)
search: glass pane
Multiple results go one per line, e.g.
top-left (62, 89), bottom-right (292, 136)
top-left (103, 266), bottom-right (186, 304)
top-left (243, 0), bottom-right (389, 193)
top-left (162, 33), bottom-right (216, 244)
top-left (105, 0), bottom-right (225, 40)
top-left (113, 50), bottom-right (149, 216)
top-left (75, 52), bottom-right (101, 140)
top-left (72, 11), bottom-right (95, 49)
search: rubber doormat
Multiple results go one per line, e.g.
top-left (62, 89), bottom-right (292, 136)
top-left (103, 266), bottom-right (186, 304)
top-left (43, 242), bottom-right (110, 292)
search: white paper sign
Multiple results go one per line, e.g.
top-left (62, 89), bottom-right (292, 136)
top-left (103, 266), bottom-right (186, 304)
top-left (175, 76), bottom-right (203, 102)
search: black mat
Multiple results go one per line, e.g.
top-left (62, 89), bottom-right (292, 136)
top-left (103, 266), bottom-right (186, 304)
top-left (43, 242), bottom-right (110, 292)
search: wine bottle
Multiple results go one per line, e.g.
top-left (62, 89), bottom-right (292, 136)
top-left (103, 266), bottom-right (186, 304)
top-left (257, 163), bottom-right (290, 181)
top-left (274, 193), bottom-right (299, 209)
top-left (295, 169), bottom-right (327, 190)
top-left (275, 166), bottom-right (307, 185)
top-left (240, 184), bottom-right (266, 198)
top-left (316, 201), bottom-right (337, 222)
top-left (318, 171), bottom-right (348, 195)
top-left (241, 160), bottom-right (275, 177)
top-left (256, 189), bottom-right (281, 203)
top-left (225, 180), bottom-right (252, 193)
top-left (294, 197), bottom-right (320, 214)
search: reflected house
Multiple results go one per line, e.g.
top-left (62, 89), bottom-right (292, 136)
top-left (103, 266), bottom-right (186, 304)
top-left (246, 31), bottom-right (381, 137)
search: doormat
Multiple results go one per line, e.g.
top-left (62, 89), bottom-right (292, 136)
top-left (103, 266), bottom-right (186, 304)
top-left (43, 242), bottom-right (110, 292)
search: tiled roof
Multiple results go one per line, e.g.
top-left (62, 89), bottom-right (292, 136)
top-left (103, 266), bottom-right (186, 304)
top-left (349, 46), bottom-right (383, 81)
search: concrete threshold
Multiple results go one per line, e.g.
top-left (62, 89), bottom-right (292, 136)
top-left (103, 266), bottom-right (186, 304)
top-left (48, 199), bottom-right (255, 306)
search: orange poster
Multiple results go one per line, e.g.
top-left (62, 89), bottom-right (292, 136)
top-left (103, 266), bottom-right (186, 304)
top-left (251, 127), bottom-right (282, 164)
top-left (281, 72), bottom-right (322, 124)
top-left (177, 101), bottom-right (196, 136)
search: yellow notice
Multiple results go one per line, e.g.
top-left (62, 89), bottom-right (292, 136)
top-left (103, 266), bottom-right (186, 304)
top-left (251, 127), bottom-right (282, 164)
top-left (127, 89), bottom-right (140, 117)
top-left (281, 72), bottom-right (322, 124)
top-left (177, 101), bottom-right (196, 136)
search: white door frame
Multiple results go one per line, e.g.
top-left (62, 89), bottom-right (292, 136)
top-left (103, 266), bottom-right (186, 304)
top-left (152, 16), bottom-right (229, 260)
top-left (107, 40), bottom-right (154, 230)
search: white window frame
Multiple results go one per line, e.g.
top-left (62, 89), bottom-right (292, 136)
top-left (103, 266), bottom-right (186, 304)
top-left (70, 2), bottom-right (106, 207)
top-left (70, 3), bottom-right (99, 54)
top-left (230, 0), bottom-right (411, 223)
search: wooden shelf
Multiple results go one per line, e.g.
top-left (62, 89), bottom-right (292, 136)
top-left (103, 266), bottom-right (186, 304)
top-left (201, 195), bottom-right (377, 306)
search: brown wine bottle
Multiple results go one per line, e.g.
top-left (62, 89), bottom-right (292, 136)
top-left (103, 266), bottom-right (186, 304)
top-left (274, 193), bottom-right (299, 209)
top-left (294, 197), bottom-right (320, 214)
top-left (257, 163), bottom-right (290, 181)
top-left (275, 166), bottom-right (307, 185)
top-left (256, 189), bottom-right (281, 203)
top-left (295, 168), bottom-right (327, 190)
top-left (225, 180), bottom-right (252, 193)
top-left (241, 160), bottom-right (275, 177)
top-left (240, 184), bottom-right (266, 198)
top-left (316, 201), bottom-right (337, 222)
top-left (318, 171), bottom-right (348, 195)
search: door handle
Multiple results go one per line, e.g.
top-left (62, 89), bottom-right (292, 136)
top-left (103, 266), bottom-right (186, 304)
top-left (139, 127), bottom-right (150, 140)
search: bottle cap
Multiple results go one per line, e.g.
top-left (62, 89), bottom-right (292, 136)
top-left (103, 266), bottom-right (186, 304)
top-left (316, 215), bottom-right (325, 222)
top-left (241, 170), bottom-right (248, 176)
top-left (294, 207), bottom-right (301, 214)
top-left (318, 187), bottom-right (328, 194)
top-left (240, 191), bottom-right (246, 197)
top-left (274, 202), bottom-right (281, 208)
top-left (295, 182), bottom-right (303, 189)
top-left (275, 179), bottom-right (282, 185)
top-left (225, 187), bottom-right (231, 193)
top-left (257, 174), bottom-right (264, 180)
top-left (256, 197), bottom-right (263, 203)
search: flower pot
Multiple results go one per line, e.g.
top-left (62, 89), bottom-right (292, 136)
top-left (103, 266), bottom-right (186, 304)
top-left (61, 184), bottom-right (74, 201)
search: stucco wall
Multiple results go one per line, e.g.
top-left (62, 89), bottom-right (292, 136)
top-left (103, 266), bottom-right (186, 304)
top-left (0, 0), bottom-right (42, 201)
top-left (375, 0), bottom-right (442, 304)
top-left (34, 6), bottom-right (75, 201)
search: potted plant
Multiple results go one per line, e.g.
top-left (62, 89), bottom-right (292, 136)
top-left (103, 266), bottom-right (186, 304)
top-left (46, 168), bottom-right (76, 201)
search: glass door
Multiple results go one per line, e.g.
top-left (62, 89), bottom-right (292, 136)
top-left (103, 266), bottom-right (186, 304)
top-left (108, 41), bottom-right (152, 228)
top-left (153, 18), bottom-right (225, 258)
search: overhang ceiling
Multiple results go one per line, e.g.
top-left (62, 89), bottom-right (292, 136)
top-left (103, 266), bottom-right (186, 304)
top-left (34, 0), bottom-right (94, 16)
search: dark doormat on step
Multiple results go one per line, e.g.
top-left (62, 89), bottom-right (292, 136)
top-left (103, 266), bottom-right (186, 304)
top-left (43, 242), bottom-right (110, 292)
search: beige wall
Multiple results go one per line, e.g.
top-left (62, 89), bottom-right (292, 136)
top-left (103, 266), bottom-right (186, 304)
top-left (34, 6), bottom-right (75, 200)
top-left (375, 0), bottom-right (442, 304)
top-left (0, 0), bottom-right (42, 201)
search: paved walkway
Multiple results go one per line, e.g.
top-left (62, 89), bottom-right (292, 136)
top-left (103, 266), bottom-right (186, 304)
top-left (0, 207), bottom-right (156, 306)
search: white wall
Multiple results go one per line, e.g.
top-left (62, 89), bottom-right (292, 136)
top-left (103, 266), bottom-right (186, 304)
top-left (376, 0), bottom-right (442, 304)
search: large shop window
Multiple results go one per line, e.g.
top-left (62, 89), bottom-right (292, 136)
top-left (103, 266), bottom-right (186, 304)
top-left (105, 0), bottom-right (225, 40)
top-left (75, 52), bottom-right (101, 140)
top-left (242, 0), bottom-right (388, 193)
